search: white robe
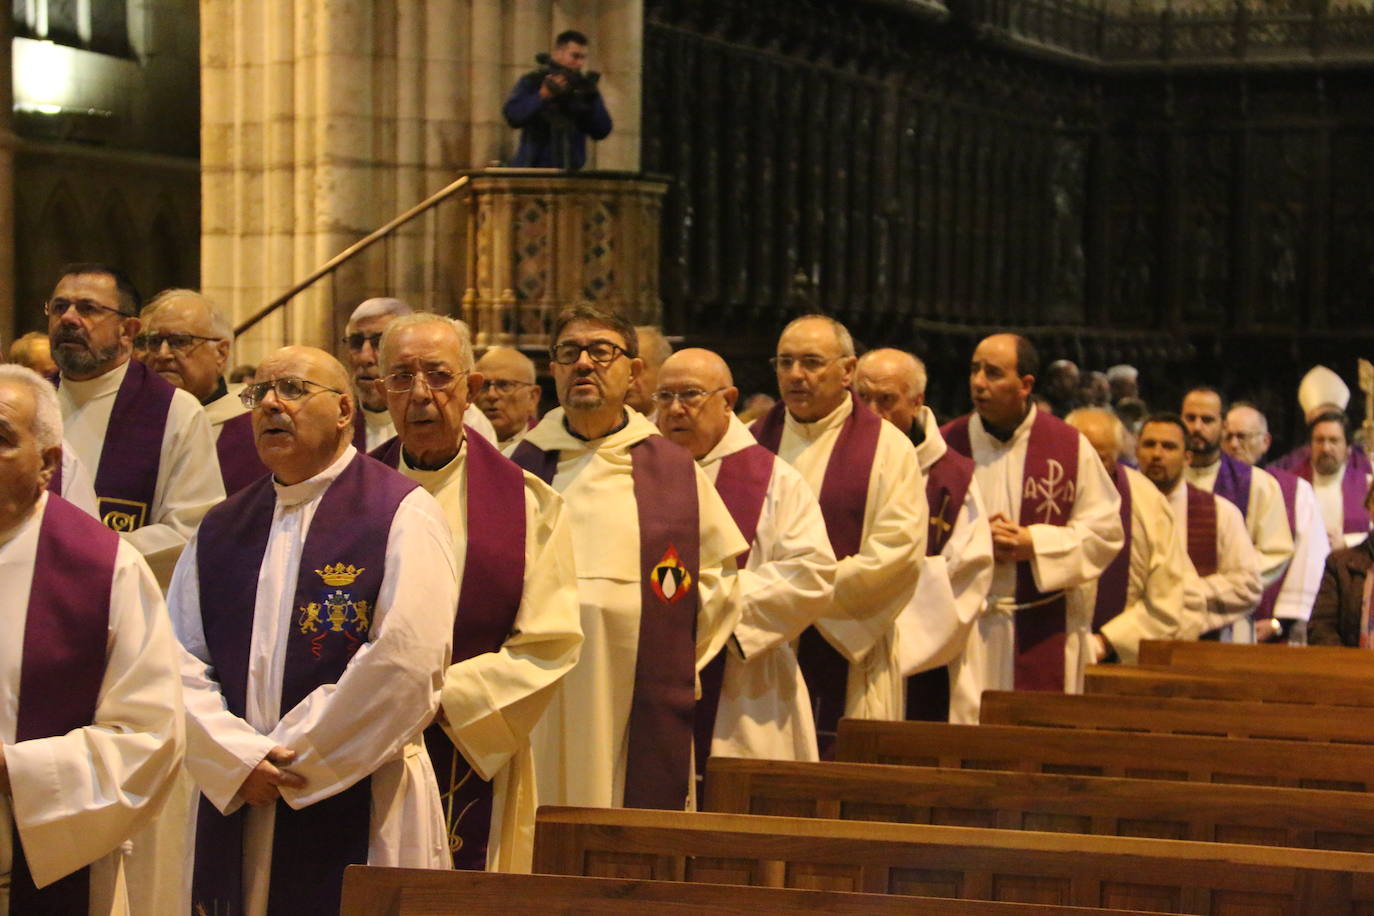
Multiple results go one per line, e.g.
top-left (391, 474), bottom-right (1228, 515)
top-left (397, 442), bottom-right (582, 873)
top-left (0, 493), bottom-right (184, 916)
top-left (59, 447), bottom-right (99, 519)
top-left (523, 408), bottom-right (746, 809)
top-left (170, 446), bottom-right (459, 916)
top-left (361, 404), bottom-right (497, 451)
top-left (901, 407), bottom-right (994, 722)
top-left (773, 396), bottom-right (926, 723)
top-left (950, 406), bottom-right (1124, 721)
top-left (57, 359), bottom-right (225, 588)
top-left (203, 382), bottom-right (249, 437)
top-left (1272, 477), bottom-right (1328, 622)
top-left (1167, 482), bottom-right (1263, 641)
top-left (700, 415), bottom-right (836, 762)
top-left (1185, 459), bottom-right (1294, 589)
top-left (1314, 460), bottom-right (1374, 549)
top-left (1095, 466), bottom-right (1191, 662)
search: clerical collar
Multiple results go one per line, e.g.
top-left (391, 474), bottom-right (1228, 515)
top-left (907, 418), bottom-right (927, 448)
top-left (200, 376), bottom-right (229, 407)
top-left (563, 410), bottom-right (629, 442)
top-left (983, 404), bottom-right (1032, 443)
top-left (404, 438), bottom-right (465, 472)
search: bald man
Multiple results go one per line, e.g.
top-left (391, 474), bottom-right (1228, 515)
top-left (942, 334), bottom-right (1122, 719)
top-left (656, 348), bottom-right (836, 762)
top-left (475, 346), bottom-right (542, 454)
top-left (1066, 408), bottom-right (1191, 660)
top-left (8, 330), bottom-right (56, 375)
top-left (170, 346), bottom-right (458, 916)
top-left (855, 348), bottom-right (992, 723)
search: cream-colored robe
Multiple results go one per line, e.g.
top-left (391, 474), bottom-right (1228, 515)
top-left (700, 415), bottom-right (836, 762)
top-left (1314, 459), bottom-right (1374, 549)
top-left (397, 442), bottom-right (582, 873)
top-left (524, 408), bottom-right (746, 809)
top-left (1186, 459), bottom-right (1294, 588)
top-left (1168, 481), bottom-right (1263, 642)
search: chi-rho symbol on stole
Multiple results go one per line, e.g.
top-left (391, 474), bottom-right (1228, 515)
top-left (1024, 459), bottom-right (1076, 524)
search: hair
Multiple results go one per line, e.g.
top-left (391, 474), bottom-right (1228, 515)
top-left (1226, 400), bottom-right (1270, 434)
top-left (1309, 408), bottom-right (1350, 439)
top-left (143, 288), bottom-right (233, 340)
top-left (1184, 386), bottom-right (1226, 413)
top-left (556, 29), bottom-right (589, 46)
top-left (551, 304), bottom-right (639, 358)
top-left (0, 364), bottom-right (63, 450)
top-left (56, 262), bottom-right (141, 316)
top-left (476, 346), bottom-right (537, 384)
top-left (347, 297), bottom-right (413, 329)
top-left (635, 326), bottom-right (674, 369)
top-left (1139, 411), bottom-right (1189, 443)
top-left (780, 314), bottom-right (856, 358)
top-left (1114, 396), bottom-right (1149, 431)
top-left (1065, 406), bottom-right (1126, 452)
top-left (8, 331), bottom-right (49, 367)
top-left (1012, 335), bottom-right (1039, 379)
top-left (856, 348), bottom-right (927, 398)
top-left (378, 312), bottom-right (475, 372)
top-left (1106, 364), bottom-right (1138, 383)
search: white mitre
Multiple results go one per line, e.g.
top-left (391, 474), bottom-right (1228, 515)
top-left (1298, 365), bottom-right (1349, 419)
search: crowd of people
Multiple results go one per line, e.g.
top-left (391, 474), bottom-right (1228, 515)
top-left (2, 260), bottom-right (1370, 915)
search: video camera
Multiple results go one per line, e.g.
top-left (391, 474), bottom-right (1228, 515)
top-left (533, 52), bottom-right (601, 106)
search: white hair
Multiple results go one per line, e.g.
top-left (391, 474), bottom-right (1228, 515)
top-left (144, 288), bottom-right (233, 340)
top-left (477, 346), bottom-right (537, 384)
top-left (781, 314), bottom-right (855, 358)
top-left (348, 297), bottom-right (413, 328)
top-left (857, 348), bottom-right (927, 398)
top-left (0, 364), bottom-right (63, 450)
top-left (634, 326), bottom-right (674, 369)
top-left (1106, 364), bottom-right (1138, 383)
top-left (1065, 406), bottom-right (1126, 453)
top-left (377, 312), bottom-right (474, 372)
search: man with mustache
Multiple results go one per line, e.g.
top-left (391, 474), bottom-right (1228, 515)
top-left (1298, 409), bottom-right (1374, 552)
top-left (46, 263), bottom-right (224, 588)
top-left (170, 346), bottom-right (458, 916)
top-left (512, 304), bottom-right (746, 810)
top-left (1181, 386), bottom-right (1294, 640)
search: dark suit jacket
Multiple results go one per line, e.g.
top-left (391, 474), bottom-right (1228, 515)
top-left (1310, 535), bottom-right (1374, 647)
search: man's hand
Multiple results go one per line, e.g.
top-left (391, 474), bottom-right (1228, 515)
top-left (990, 514), bottom-right (1034, 563)
top-left (539, 73), bottom-right (568, 100)
top-left (238, 746), bottom-right (306, 808)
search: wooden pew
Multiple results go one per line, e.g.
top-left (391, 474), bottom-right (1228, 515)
top-left (703, 757), bottom-right (1374, 851)
top-left (1085, 663), bottom-right (1374, 706)
top-left (834, 719), bottom-right (1374, 791)
top-left (533, 806), bottom-right (1374, 912)
top-left (1139, 639), bottom-right (1374, 675)
top-left (978, 689), bottom-right (1374, 743)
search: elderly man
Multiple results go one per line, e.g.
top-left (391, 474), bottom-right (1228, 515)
top-left (1224, 403), bottom-right (1328, 640)
top-left (1067, 408), bottom-right (1190, 660)
top-left (0, 365), bottom-right (184, 914)
top-left (46, 263), bottom-right (224, 587)
top-left (854, 348), bottom-right (992, 723)
top-left (1270, 365), bottom-right (1371, 474)
top-left (1139, 413), bottom-right (1261, 639)
top-left (655, 348), bottom-right (836, 762)
top-left (1106, 364), bottom-right (1139, 404)
top-left (139, 288), bottom-right (268, 495)
top-left (474, 346), bottom-right (542, 454)
top-left (942, 335), bottom-right (1122, 715)
top-left (343, 298), bottom-right (496, 450)
top-left (513, 305), bottom-right (745, 810)
top-left (751, 316), bottom-right (925, 753)
top-left (7, 331), bottom-right (56, 375)
top-left (170, 346), bottom-right (458, 916)
top-left (625, 324), bottom-right (672, 419)
top-left (370, 314), bottom-right (581, 872)
top-left (1298, 410), bottom-right (1374, 552)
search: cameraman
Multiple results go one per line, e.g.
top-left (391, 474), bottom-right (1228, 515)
top-left (502, 30), bottom-right (613, 170)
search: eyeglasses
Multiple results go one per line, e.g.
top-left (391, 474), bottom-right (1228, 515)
top-left (652, 386), bottom-right (728, 409)
top-left (550, 341), bottom-right (628, 365)
top-left (769, 355), bottom-right (841, 374)
top-left (239, 377), bottom-right (344, 408)
top-left (342, 332), bottom-right (384, 352)
top-left (134, 332), bottom-right (220, 353)
top-left (1221, 430), bottom-right (1264, 442)
top-left (479, 378), bottom-right (538, 395)
top-left (382, 369), bottom-right (465, 394)
top-left (45, 298), bottom-right (132, 321)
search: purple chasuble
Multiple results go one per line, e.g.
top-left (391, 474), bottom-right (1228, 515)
top-left (351, 407), bottom-right (368, 451)
top-left (215, 410), bottom-right (270, 496)
top-left (1185, 484), bottom-right (1219, 577)
top-left (369, 434), bottom-right (403, 468)
top-left (1090, 463), bottom-right (1134, 632)
top-left (1296, 456), bottom-right (1370, 534)
top-left (10, 495), bottom-right (117, 914)
top-left (513, 432), bottom-right (702, 809)
top-left (750, 392), bottom-right (882, 757)
top-left (1253, 468), bottom-right (1299, 623)
top-left (1210, 453), bottom-right (1253, 520)
top-left (191, 452), bottom-right (419, 916)
top-left (943, 410), bottom-right (1080, 692)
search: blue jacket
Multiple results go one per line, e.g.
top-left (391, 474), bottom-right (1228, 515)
top-left (502, 72), bottom-right (613, 169)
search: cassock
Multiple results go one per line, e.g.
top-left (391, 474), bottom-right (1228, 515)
top-left (56, 358), bottom-right (225, 587)
top-left (1302, 457), bottom-right (1373, 550)
top-left (355, 403), bottom-right (497, 452)
top-left (944, 405), bottom-right (1123, 719)
top-left (517, 408), bottom-right (746, 810)
top-left (203, 380), bottom-right (269, 496)
top-left (751, 393), bottom-right (926, 753)
top-left (388, 433), bottom-right (581, 874)
top-left (697, 414), bottom-right (836, 763)
top-left (1185, 455), bottom-right (1294, 591)
top-left (1169, 482), bottom-right (1263, 640)
top-left (0, 492), bottom-right (184, 916)
top-left (1088, 465), bottom-right (1190, 664)
top-left (170, 446), bottom-right (458, 916)
top-left (1253, 470), bottom-right (1328, 628)
top-left (900, 406), bottom-right (993, 723)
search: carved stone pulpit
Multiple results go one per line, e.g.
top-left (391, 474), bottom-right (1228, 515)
top-left (456, 170), bottom-right (669, 350)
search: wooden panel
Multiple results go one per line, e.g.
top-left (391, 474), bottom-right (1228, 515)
top-left (1086, 664), bottom-right (1374, 707)
top-left (1138, 640), bottom-right (1374, 675)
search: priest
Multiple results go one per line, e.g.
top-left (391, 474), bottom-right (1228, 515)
top-left (1299, 410), bottom-right (1374, 552)
top-left (473, 346), bottom-right (542, 455)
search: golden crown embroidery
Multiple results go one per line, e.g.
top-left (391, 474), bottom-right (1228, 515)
top-left (298, 563), bottom-right (371, 656)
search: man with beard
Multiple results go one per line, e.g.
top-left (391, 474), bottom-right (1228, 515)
top-left (1138, 414), bottom-right (1261, 639)
top-left (1269, 365), bottom-right (1371, 474)
top-left (1299, 410), bottom-right (1373, 552)
top-left (45, 264), bottom-right (223, 588)
top-left (473, 346), bottom-right (542, 455)
top-left (1181, 387), bottom-right (1293, 640)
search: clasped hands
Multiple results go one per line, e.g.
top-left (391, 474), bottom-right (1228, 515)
top-left (239, 746), bottom-right (306, 807)
top-left (990, 513), bottom-right (1034, 563)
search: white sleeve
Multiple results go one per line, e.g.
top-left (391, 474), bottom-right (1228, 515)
top-left (1273, 480), bottom-right (1329, 621)
top-left (692, 465), bottom-right (748, 673)
top-left (1028, 436), bottom-right (1125, 593)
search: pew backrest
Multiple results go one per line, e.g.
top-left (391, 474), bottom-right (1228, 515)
top-left (1085, 663), bottom-right (1374, 706)
top-left (1139, 639), bottom-right (1374, 675)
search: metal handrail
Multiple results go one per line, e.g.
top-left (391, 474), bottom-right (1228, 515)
top-left (233, 174), bottom-right (472, 337)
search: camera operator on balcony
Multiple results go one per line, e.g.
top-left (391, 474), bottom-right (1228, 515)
top-left (503, 30), bottom-right (613, 171)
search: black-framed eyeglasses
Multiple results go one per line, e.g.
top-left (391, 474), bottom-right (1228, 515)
top-left (769, 355), bottom-right (841, 373)
top-left (479, 378), bottom-right (538, 395)
top-left (550, 341), bottom-right (628, 365)
top-left (342, 332), bottom-right (384, 352)
top-left (652, 386), bottom-right (728, 409)
top-left (45, 297), bottom-right (133, 321)
top-left (134, 332), bottom-right (221, 353)
top-left (240, 377), bottom-right (344, 408)
top-left (383, 369), bottom-right (465, 394)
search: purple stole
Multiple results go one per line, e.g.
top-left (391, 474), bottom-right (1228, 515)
top-left (1254, 468), bottom-right (1300, 623)
top-left (1185, 484), bottom-right (1219, 577)
top-left (513, 432), bottom-right (702, 809)
top-left (371, 429), bottom-right (527, 868)
top-left (351, 407), bottom-right (368, 451)
top-left (750, 392), bottom-right (882, 757)
top-left (943, 409), bottom-right (1080, 692)
top-left (215, 409), bottom-right (270, 496)
top-left (191, 453), bottom-right (418, 916)
top-left (10, 495), bottom-right (118, 914)
top-left (1090, 463), bottom-right (1134, 632)
top-left (1296, 456), bottom-right (1370, 535)
top-left (1211, 452), bottom-right (1253, 520)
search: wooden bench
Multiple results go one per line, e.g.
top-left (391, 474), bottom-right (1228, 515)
top-left (1139, 639), bottom-right (1374, 675)
top-left (533, 806), bottom-right (1374, 912)
top-left (978, 689), bottom-right (1374, 743)
top-left (703, 756), bottom-right (1374, 851)
top-left (1085, 663), bottom-right (1374, 706)
top-left (834, 719), bottom-right (1374, 791)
